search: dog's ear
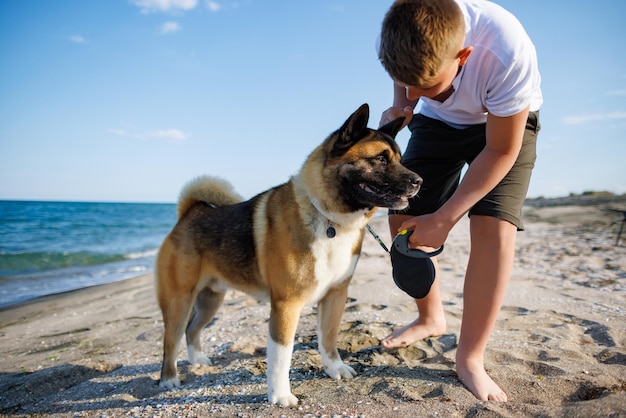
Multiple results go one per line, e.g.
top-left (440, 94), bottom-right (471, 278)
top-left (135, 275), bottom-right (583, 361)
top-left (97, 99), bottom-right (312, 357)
top-left (330, 104), bottom-right (370, 156)
top-left (339, 103), bottom-right (369, 141)
top-left (378, 116), bottom-right (405, 139)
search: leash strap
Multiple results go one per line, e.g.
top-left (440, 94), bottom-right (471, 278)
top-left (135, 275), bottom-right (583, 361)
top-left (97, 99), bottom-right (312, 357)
top-left (366, 224), bottom-right (390, 254)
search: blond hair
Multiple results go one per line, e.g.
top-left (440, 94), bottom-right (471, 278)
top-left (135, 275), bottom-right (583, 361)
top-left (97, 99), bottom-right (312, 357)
top-left (378, 0), bottom-right (465, 87)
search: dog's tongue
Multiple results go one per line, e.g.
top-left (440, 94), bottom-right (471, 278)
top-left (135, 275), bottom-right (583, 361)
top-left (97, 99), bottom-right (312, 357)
top-left (359, 183), bottom-right (375, 194)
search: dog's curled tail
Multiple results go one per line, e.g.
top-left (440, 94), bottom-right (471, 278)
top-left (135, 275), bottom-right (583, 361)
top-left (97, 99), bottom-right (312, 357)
top-left (177, 175), bottom-right (243, 219)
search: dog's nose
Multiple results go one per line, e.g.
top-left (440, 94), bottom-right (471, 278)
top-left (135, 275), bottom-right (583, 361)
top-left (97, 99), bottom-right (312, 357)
top-left (410, 174), bottom-right (423, 188)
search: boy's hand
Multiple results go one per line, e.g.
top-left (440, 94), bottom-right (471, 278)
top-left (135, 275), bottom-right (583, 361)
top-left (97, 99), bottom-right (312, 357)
top-left (379, 106), bottom-right (414, 129)
top-left (399, 213), bottom-right (451, 249)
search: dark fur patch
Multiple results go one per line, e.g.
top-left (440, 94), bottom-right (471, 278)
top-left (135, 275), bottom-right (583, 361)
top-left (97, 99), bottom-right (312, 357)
top-left (174, 199), bottom-right (260, 281)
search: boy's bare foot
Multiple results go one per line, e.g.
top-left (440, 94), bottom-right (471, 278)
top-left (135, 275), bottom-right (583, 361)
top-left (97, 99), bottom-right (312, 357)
top-left (456, 357), bottom-right (508, 402)
top-left (381, 317), bottom-right (446, 348)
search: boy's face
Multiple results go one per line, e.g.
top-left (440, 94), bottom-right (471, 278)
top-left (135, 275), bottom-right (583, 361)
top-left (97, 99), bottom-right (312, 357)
top-left (399, 60), bottom-right (460, 102)
top-left (398, 46), bottom-right (472, 102)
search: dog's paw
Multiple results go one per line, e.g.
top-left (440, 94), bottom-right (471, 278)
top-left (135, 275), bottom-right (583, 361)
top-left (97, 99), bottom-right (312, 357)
top-left (159, 376), bottom-right (181, 389)
top-left (187, 346), bottom-right (212, 366)
top-left (269, 392), bottom-right (299, 407)
top-left (325, 363), bottom-right (357, 380)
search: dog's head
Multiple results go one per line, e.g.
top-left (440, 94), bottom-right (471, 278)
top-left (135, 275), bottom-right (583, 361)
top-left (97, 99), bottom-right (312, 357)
top-left (305, 103), bottom-right (421, 213)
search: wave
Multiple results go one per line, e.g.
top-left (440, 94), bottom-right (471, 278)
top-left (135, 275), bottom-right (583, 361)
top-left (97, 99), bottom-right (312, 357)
top-left (126, 248), bottom-right (159, 260)
top-left (0, 249), bottom-right (158, 278)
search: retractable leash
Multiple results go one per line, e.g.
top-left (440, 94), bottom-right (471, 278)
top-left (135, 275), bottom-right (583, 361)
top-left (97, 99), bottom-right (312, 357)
top-left (366, 225), bottom-right (443, 299)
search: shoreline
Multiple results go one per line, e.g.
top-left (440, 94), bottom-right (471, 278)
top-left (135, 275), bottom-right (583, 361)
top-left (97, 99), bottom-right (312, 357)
top-left (0, 274), bottom-right (154, 314)
top-left (1, 200), bottom-right (625, 417)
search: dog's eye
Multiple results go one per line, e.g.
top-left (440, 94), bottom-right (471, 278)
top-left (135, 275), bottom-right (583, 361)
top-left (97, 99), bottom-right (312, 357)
top-left (375, 155), bottom-right (388, 165)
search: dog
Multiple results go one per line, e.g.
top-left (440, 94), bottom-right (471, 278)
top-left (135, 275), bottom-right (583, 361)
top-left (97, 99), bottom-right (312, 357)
top-left (155, 103), bottom-right (422, 406)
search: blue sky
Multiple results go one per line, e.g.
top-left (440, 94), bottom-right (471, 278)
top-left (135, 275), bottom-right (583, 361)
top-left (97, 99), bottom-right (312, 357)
top-left (1, 0), bottom-right (625, 203)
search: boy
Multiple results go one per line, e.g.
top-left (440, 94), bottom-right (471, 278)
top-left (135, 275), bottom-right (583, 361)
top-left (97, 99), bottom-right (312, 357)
top-left (376, 0), bottom-right (542, 401)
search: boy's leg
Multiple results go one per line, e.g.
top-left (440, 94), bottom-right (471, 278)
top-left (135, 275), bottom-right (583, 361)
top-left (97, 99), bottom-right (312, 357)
top-left (457, 111), bottom-right (539, 401)
top-left (455, 214), bottom-right (516, 401)
top-left (381, 213), bottom-right (447, 348)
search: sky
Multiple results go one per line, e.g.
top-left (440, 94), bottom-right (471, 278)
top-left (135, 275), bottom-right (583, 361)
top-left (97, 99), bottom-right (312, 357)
top-left (1, 0), bottom-right (625, 203)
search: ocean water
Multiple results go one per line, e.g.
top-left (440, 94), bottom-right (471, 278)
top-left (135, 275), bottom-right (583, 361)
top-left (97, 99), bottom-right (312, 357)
top-left (0, 200), bottom-right (177, 309)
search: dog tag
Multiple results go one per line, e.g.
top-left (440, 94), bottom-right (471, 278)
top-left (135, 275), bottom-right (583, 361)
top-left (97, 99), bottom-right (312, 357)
top-left (326, 225), bottom-right (336, 238)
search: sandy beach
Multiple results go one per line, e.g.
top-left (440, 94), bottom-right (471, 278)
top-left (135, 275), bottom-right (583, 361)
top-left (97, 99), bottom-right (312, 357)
top-left (1, 196), bottom-right (625, 417)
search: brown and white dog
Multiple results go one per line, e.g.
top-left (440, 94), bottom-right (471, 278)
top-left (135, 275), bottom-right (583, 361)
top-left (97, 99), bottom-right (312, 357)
top-left (155, 104), bottom-right (421, 406)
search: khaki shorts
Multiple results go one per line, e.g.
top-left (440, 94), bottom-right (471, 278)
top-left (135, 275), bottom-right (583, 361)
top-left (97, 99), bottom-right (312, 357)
top-left (390, 111), bottom-right (540, 230)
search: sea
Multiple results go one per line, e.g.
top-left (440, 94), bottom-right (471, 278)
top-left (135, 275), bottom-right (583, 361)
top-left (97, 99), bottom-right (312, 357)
top-left (0, 200), bottom-right (177, 309)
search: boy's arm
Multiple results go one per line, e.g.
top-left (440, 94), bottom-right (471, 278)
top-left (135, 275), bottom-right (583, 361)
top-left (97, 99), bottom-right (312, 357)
top-left (392, 82), bottom-right (418, 109)
top-left (439, 106), bottom-right (530, 222)
top-left (401, 106), bottom-right (530, 247)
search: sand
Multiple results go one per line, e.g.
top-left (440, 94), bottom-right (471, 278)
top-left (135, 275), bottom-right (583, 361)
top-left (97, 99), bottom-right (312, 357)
top-left (1, 196), bottom-right (625, 417)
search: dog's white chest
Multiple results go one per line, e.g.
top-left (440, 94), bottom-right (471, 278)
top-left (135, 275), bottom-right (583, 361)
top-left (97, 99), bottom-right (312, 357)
top-left (309, 229), bottom-right (360, 302)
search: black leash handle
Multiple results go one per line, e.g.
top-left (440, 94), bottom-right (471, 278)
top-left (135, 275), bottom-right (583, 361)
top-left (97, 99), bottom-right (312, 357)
top-left (366, 225), bottom-right (444, 257)
top-left (392, 230), bottom-right (444, 258)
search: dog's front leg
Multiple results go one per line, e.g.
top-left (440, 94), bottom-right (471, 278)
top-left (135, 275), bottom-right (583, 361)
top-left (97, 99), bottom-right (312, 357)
top-left (266, 299), bottom-right (303, 406)
top-left (317, 283), bottom-right (356, 379)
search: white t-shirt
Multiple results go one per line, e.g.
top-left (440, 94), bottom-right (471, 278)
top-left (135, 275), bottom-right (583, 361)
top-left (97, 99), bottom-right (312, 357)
top-left (415, 0), bottom-right (543, 127)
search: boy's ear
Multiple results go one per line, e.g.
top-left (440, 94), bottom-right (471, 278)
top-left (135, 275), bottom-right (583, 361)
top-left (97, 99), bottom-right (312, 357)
top-left (458, 46), bottom-right (473, 66)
